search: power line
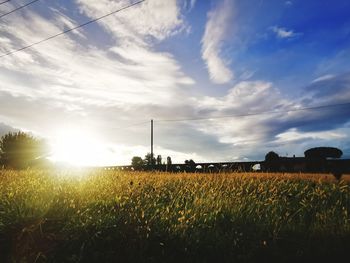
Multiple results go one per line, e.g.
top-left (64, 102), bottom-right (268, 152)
top-left (0, 0), bottom-right (11, 6)
top-left (0, 0), bottom-right (145, 58)
top-left (123, 121), bottom-right (150, 129)
top-left (156, 101), bottom-right (350, 123)
top-left (110, 120), bottom-right (150, 131)
top-left (0, 0), bottom-right (40, 19)
top-left (108, 101), bottom-right (350, 130)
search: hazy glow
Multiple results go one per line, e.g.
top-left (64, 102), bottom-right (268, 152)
top-left (50, 129), bottom-right (115, 167)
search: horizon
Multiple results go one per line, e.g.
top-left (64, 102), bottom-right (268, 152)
top-left (3, 126), bottom-right (349, 167)
top-left (0, 0), bottom-right (350, 166)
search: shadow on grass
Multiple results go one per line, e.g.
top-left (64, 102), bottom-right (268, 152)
top-left (1, 216), bottom-right (349, 263)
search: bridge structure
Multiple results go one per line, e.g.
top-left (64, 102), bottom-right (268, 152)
top-left (100, 120), bottom-right (350, 175)
top-left (101, 158), bottom-right (350, 175)
top-left (102, 161), bottom-right (263, 173)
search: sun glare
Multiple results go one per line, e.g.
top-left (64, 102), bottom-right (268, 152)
top-left (50, 129), bottom-right (115, 167)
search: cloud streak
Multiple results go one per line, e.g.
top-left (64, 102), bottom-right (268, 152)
top-left (201, 0), bottom-right (234, 84)
top-left (0, 2), bottom-right (194, 106)
top-left (271, 26), bottom-right (301, 39)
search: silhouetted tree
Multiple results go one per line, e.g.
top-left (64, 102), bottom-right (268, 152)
top-left (144, 153), bottom-right (156, 167)
top-left (156, 155), bottom-right (162, 166)
top-left (264, 151), bottom-right (280, 172)
top-left (131, 156), bottom-right (144, 170)
top-left (304, 147), bottom-right (343, 159)
top-left (166, 156), bottom-right (172, 172)
top-left (305, 147), bottom-right (343, 180)
top-left (0, 131), bottom-right (48, 169)
top-left (185, 159), bottom-right (196, 172)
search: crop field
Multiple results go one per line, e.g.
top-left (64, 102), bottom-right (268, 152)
top-left (0, 170), bottom-right (350, 262)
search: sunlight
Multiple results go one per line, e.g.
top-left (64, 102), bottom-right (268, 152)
top-left (49, 129), bottom-right (116, 167)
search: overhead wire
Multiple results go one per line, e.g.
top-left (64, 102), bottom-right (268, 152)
top-left (155, 101), bottom-right (350, 123)
top-left (0, 0), bottom-right (146, 58)
top-left (98, 101), bottom-right (348, 158)
top-left (0, 0), bottom-right (11, 6)
top-left (108, 101), bottom-right (350, 131)
top-left (107, 121), bottom-right (150, 132)
top-left (0, 0), bottom-right (40, 19)
top-left (150, 101), bottom-right (350, 151)
top-left (123, 121), bottom-right (150, 129)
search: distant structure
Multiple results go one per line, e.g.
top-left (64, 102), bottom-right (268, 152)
top-left (123, 147), bottom-right (350, 178)
top-left (261, 147), bottom-right (347, 179)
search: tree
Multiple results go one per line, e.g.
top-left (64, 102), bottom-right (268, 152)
top-left (156, 155), bottom-right (162, 166)
top-left (0, 132), bottom-right (48, 169)
top-left (166, 156), bottom-right (172, 172)
top-left (131, 156), bottom-right (144, 170)
top-left (144, 153), bottom-right (156, 167)
top-left (184, 159), bottom-right (196, 172)
top-left (304, 147), bottom-right (343, 180)
top-left (264, 151), bottom-right (280, 172)
top-left (304, 147), bottom-right (343, 159)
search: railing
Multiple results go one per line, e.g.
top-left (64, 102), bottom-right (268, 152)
top-left (101, 159), bottom-right (350, 175)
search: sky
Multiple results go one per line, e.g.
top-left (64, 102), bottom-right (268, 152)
top-left (0, 0), bottom-right (350, 166)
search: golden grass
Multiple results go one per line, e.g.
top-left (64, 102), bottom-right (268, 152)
top-left (0, 170), bottom-right (349, 262)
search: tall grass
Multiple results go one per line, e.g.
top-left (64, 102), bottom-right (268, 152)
top-left (0, 170), bottom-right (349, 262)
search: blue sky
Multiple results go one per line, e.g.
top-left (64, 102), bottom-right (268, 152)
top-left (0, 0), bottom-right (349, 165)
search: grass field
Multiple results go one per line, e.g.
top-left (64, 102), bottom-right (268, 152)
top-left (0, 170), bottom-right (350, 262)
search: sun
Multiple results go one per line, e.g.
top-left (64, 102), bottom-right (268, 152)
top-left (49, 129), bottom-right (113, 167)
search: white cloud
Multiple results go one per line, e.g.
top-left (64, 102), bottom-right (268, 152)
top-left (201, 0), bottom-right (234, 84)
top-left (0, 4), bottom-right (194, 107)
top-left (271, 26), bottom-right (301, 39)
top-left (183, 0), bottom-right (196, 12)
top-left (190, 0), bottom-right (196, 10)
top-left (191, 81), bottom-right (292, 147)
top-left (76, 0), bottom-right (187, 43)
top-left (183, 88), bottom-right (347, 160)
top-left (196, 81), bottom-right (286, 112)
top-left (312, 74), bottom-right (335, 83)
top-left (276, 128), bottom-right (346, 142)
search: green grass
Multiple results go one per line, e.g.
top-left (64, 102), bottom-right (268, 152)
top-left (0, 170), bottom-right (349, 262)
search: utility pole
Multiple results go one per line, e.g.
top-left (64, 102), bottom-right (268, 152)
top-left (151, 119), bottom-right (154, 169)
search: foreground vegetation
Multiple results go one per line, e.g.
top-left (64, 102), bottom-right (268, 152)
top-left (0, 170), bottom-right (349, 262)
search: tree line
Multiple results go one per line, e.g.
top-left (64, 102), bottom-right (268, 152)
top-left (0, 130), bottom-right (346, 177)
top-left (0, 131), bottom-right (48, 169)
top-left (131, 154), bottom-right (174, 172)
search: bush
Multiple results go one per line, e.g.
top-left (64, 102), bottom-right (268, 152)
top-left (0, 132), bottom-right (48, 169)
top-left (264, 151), bottom-right (280, 172)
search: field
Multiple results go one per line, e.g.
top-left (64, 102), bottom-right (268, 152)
top-left (0, 170), bottom-right (350, 262)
